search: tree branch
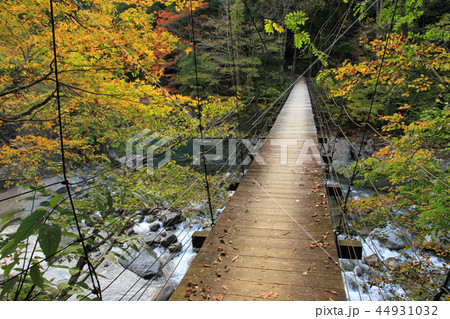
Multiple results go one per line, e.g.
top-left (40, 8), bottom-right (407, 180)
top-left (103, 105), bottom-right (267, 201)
top-left (0, 65), bottom-right (54, 98)
top-left (0, 90), bottom-right (56, 122)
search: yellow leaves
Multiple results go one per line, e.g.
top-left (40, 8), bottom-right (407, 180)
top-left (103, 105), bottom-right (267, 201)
top-left (398, 104), bottom-right (411, 110)
top-left (264, 19), bottom-right (284, 35)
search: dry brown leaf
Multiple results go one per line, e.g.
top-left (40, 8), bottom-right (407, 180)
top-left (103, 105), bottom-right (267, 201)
top-left (269, 292), bottom-right (279, 298)
top-left (324, 289), bottom-right (339, 295)
top-left (212, 294), bottom-right (224, 301)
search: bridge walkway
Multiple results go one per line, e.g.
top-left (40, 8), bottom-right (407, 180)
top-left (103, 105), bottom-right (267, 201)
top-left (170, 77), bottom-right (346, 301)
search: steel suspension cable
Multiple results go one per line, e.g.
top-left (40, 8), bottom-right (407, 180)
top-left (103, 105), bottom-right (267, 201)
top-left (49, 0), bottom-right (102, 300)
top-left (189, 0), bottom-right (215, 225)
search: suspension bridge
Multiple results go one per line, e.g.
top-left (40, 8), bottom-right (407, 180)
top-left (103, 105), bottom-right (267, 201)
top-left (169, 77), bottom-right (346, 301)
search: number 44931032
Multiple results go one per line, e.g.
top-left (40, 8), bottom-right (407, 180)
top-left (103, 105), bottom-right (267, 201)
top-left (375, 306), bottom-right (438, 316)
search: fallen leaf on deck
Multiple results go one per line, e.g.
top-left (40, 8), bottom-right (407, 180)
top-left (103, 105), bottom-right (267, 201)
top-left (324, 289), bottom-right (338, 295)
top-left (259, 292), bottom-right (279, 299)
top-left (212, 294), bottom-right (224, 301)
top-left (270, 292), bottom-right (279, 298)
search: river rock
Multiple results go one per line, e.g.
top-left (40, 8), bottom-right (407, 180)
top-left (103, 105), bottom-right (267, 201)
top-left (339, 259), bottom-right (356, 272)
top-left (168, 242), bottom-right (182, 253)
top-left (118, 246), bottom-right (162, 279)
top-left (153, 284), bottom-right (177, 301)
top-left (354, 263), bottom-right (370, 276)
top-left (386, 257), bottom-right (399, 269)
top-left (149, 221), bottom-right (161, 232)
top-left (363, 254), bottom-right (381, 267)
top-left (370, 225), bottom-right (406, 250)
top-left (143, 232), bottom-right (161, 246)
top-left (332, 139), bottom-right (353, 173)
top-left (162, 211), bottom-right (185, 228)
top-left (161, 234), bottom-right (178, 247)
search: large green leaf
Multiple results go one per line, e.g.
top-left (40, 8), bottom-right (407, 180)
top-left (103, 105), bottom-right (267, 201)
top-left (1, 240), bottom-right (18, 259)
top-left (15, 209), bottom-right (48, 243)
top-left (50, 193), bottom-right (65, 209)
top-left (0, 276), bottom-right (18, 299)
top-left (38, 225), bottom-right (61, 262)
top-left (29, 264), bottom-right (45, 289)
top-left (0, 210), bottom-right (22, 225)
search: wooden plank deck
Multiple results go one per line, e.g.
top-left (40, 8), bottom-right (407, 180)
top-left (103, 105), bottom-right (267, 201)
top-left (170, 78), bottom-right (346, 301)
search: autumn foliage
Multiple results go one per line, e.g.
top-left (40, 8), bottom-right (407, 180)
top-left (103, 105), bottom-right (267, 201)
top-left (0, 0), bottom-right (234, 187)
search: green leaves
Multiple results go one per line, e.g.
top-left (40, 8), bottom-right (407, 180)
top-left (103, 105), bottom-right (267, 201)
top-left (264, 19), bottom-right (284, 35)
top-left (30, 263), bottom-right (45, 289)
top-left (38, 225), bottom-right (61, 262)
top-left (1, 208), bottom-right (48, 259)
top-left (0, 205), bottom-right (61, 262)
top-left (15, 208), bottom-right (48, 243)
top-left (293, 31), bottom-right (310, 50)
top-left (285, 11), bottom-right (308, 33)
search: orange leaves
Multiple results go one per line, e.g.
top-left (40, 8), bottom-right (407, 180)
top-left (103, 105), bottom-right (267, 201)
top-left (258, 291), bottom-right (279, 299)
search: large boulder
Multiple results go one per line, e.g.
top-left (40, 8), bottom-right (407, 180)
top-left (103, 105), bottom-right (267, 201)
top-left (161, 211), bottom-right (185, 228)
top-left (118, 246), bottom-right (162, 279)
top-left (161, 234), bottom-right (178, 248)
top-left (370, 225), bottom-right (407, 250)
top-left (332, 138), bottom-right (353, 173)
top-left (142, 232), bottom-right (161, 246)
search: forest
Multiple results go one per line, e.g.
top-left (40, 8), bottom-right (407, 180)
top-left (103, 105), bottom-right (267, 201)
top-left (0, 0), bottom-right (448, 301)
